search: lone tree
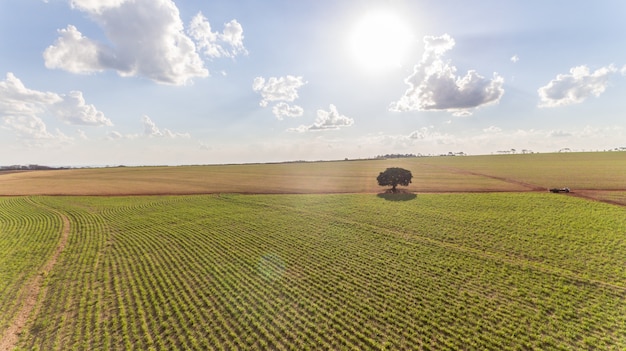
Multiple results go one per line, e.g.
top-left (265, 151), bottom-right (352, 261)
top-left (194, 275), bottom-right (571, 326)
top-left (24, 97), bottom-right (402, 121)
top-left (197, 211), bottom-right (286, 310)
top-left (377, 167), bottom-right (413, 193)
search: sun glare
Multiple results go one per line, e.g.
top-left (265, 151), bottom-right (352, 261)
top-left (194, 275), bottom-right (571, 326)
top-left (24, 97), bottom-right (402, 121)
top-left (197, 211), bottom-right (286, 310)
top-left (350, 10), bottom-right (412, 71)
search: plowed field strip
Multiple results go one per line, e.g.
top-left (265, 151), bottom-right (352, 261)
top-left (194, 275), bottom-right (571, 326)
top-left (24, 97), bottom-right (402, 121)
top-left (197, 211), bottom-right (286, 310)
top-left (423, 163), bottom-right (546, 191)
top-left (568, 190), bottom-right (626, 207)
top-left (0, 198), bottom-right (69, 351)
top-left (424, 163), bottom-right (626, 207)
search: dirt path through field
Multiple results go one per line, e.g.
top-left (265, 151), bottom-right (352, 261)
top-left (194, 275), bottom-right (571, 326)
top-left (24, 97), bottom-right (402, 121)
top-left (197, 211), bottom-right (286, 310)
top-left (424, 164), bottom-right (546, 191)
top-left (0, 199), bottom-right (70, 351)
top-left (423, 163), bottom-right (626, 207)
top-left (566, 190), bottom-right (626, 207)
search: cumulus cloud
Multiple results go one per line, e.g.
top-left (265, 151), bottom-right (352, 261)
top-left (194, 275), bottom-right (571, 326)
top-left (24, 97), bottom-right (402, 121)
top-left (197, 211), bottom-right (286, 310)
top-left (537, 65), bottom-right (617, 108)
top-left (1, 116), bottom-right (74, 148)
top-left (390, 34), bottom-right (504, 115)
top-left (51, 91), bottom-right (113, 126)
top-left (188, 13), bottom-right (247, 59)
top-left (511, 55), bottom-right (519, 63)
top-left (0, 73), bottom-right (61, 113)
top-left (289, 104), bottom-right (353, 132)
top-left (272, 102), bottom-right (304, 120)
top-left (3, 115), bottom-right (54, 140)
top-left (141, 115), bottom-right (189, 138)
top-left (0, 73), bottom-right (111, 140)
top-left (43, 25), bottom-right (111, 74)
top-left (44, 0), bottom-right (248, 85)
top-left (252, 75), bottom-right (306, 107)
top-left (69, 0), bottom-right (125, 13)
top-left (407, 126), bottom-right (454, 143)
top-left (253, 75), bottom-right (306, 120)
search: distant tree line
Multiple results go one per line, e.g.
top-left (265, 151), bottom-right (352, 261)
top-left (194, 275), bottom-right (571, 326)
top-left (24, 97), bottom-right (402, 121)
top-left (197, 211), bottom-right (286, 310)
top-left (375, 153), bottom-right (418, 159)
top-left (0, 164), bottom-right (63, 171)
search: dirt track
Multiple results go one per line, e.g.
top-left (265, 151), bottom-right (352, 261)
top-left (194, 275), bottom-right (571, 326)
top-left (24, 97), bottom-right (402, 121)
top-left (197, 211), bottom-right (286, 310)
top-left (425, 164), bottom-right (546, 191)
top-left (0, 200), bottom-right (70, 351)
top-left (426, 164), bottom-right (626, 207)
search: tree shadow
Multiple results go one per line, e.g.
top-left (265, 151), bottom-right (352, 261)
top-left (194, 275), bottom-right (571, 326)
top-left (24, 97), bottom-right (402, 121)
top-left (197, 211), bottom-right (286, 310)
top-left (376, 190), bottom-right (417, 201)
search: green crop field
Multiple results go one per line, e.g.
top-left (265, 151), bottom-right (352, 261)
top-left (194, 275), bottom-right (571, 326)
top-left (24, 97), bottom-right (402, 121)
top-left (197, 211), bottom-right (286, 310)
top-left (0, 198), bottom-right (63, 337)
top-left (1, 152), bottom-right (625, 350)
top-left (1, 193), bottom-right (625, 350)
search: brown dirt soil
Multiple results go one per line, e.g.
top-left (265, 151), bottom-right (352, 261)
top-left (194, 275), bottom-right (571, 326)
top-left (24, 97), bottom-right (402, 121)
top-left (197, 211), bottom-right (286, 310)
top-left (1, 163), bottom-right (623, 208)
top-left (423, 164), bottom-right (626, 207)
top-left (425, 164), bottom-right (546, 191)
top-left (566, 190), bottom-right (626, 207)
top-left (0, 201), bottom-right (70, 351)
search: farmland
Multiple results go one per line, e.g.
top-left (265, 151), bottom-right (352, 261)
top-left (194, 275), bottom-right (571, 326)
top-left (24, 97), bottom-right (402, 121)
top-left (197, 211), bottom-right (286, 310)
top-left (0, 194), bottom-right (623, 350)
top-left (1, 152), bottom-right (625, 201)
top-left (0, 152), bottom-right (625, 350)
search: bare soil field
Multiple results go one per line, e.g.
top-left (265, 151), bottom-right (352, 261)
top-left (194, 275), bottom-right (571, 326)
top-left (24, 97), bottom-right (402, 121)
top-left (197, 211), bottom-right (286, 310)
top-left (1, 152), bottom-right (624, 205)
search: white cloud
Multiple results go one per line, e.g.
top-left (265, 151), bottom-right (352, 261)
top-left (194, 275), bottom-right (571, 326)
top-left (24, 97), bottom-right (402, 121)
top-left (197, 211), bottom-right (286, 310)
top-left (141, 115), bottom-right (190, 138)
top-left (142, 115), bottom-right (160, 136)
top-left (407, 128), bottom-right (428, 140)
top-left (574, 125), bottom-right (621, 139)
top-left (1, 115), bottom-right (75, 148)
top-left (452, 110), bottom-right (472, 117)
top-left (272, 102), bottom-right (303, 120)
top-left (548, 130), bottom-right (572, 137)
top-left (469, 126), bottom-right (623, 153)
top-left (2, 115), bottom-right (54, 139)
top-left (358, 125), bottom-right (624, 157)
top-left (407, 126), bottom-right (454, 143)
top-left (483, 126), bottom-right (502, 133)
top-left (289, 104), bottom-right (354, 132)
top-left (0, 73), bottom-right (61, 115)
top-left (0, 73), bottom-right (111, 141)
top-left (43, 25), bottom-right (110, 74)
top-left (51, 91), bottom-right (113, 126)
top-left (252, 75), bottom-right (306, 107)
top-left (390, 34), bottom-right (504, 115)
top-left (45, 0), bottom-right (210, 85)
top-left (70, 0), bottom-right (125, 13)
top-left (221, 20), bottom-right (247, 56)
top-left (511, 55), bottom-right (519, 63)
top-left (538, 65), bottom-right (617, 108)
top-left (107, 130), bottom-right (123, 140)
top-left (351, 128), bottom-right (458, 156)
top-left (188, 13), bottom-right (247, 59)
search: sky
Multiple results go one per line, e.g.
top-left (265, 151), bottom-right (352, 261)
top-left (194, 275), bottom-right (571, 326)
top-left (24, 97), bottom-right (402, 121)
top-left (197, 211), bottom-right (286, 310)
top-left (1, 0), bottom-right (625, 166)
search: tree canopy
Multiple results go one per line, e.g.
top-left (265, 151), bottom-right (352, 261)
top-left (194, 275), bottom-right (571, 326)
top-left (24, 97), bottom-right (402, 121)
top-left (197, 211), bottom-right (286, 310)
top-left (377, 167), bottom-right (413, 192)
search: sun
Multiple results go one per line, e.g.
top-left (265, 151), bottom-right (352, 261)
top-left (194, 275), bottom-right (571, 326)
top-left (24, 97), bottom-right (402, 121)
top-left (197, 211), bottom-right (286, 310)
top-left (350, 10), bottom-right (412, 71)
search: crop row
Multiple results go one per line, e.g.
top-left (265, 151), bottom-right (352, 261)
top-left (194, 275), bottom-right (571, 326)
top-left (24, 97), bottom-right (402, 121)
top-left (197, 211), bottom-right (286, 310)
top-left (244, 193), bottom-right (626, 286)
top-left (11, 194), bottom-right (626, 350)
top-left (0, 197), bottom-right (62, 339)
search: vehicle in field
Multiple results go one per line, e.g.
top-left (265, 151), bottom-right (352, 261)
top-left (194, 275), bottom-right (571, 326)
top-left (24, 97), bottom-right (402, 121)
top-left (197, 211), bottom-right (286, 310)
top-left (549, 187), bottom-right (570, 193)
